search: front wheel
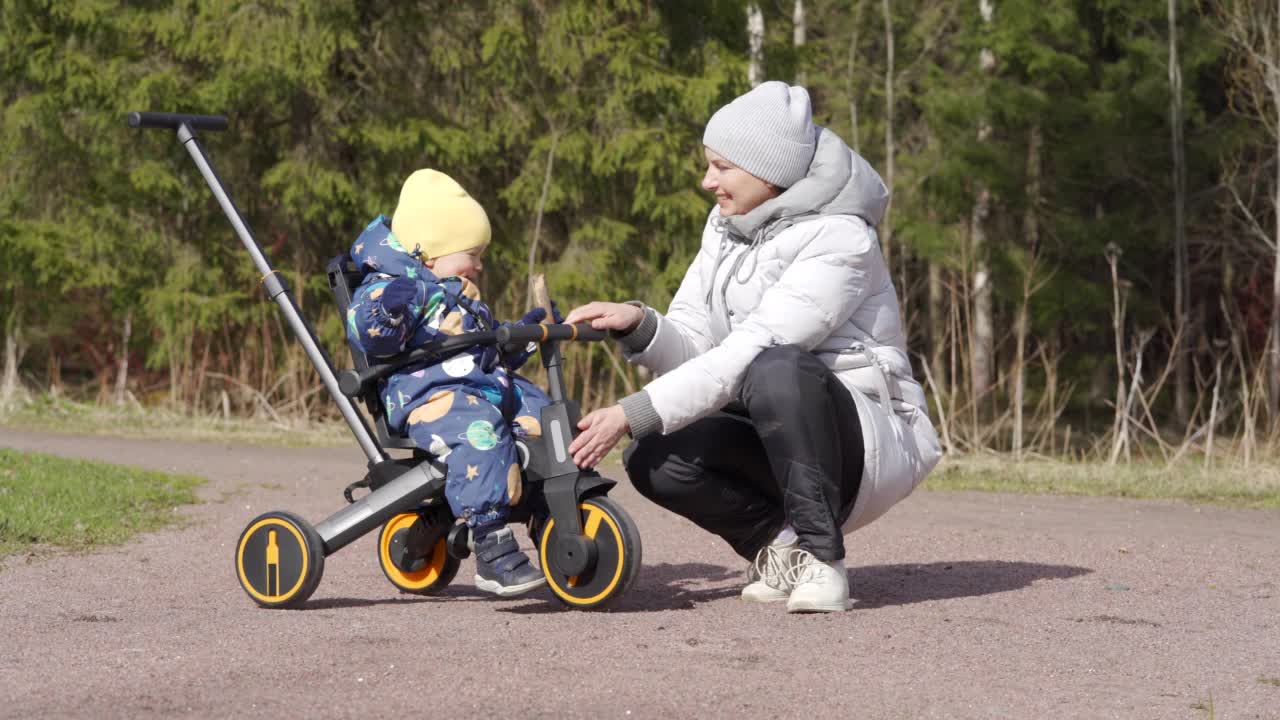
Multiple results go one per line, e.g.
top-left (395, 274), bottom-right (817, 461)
top-left (235, 511), bottom-right (325, 609)
top-left (539, 496), bottom-right (641, 610)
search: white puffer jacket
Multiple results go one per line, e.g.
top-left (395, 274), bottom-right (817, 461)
top-left (623, 128), bottom-right (942, 531)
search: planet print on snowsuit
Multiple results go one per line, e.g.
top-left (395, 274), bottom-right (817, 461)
top-left (345, 215), bottom-right (550, 530)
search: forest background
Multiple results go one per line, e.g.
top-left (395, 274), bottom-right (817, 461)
top-left (2, 0), bottom-right (1278, 471)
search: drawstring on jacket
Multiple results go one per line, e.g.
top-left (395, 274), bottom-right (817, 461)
top-left (704, 216), bottom-right (732, 307)
top-left (838, 344), bottom-right (901, 416)
top-left (706, 216), bottom-right (776, 329)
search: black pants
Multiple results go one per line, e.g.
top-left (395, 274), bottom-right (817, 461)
top-left (623, 345), bottom-right (864, 562)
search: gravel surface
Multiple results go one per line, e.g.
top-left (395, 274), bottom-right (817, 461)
top-left (1, 428), bottom-right (1277, 719)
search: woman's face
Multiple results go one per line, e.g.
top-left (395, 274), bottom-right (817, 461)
top-left (701, 148), bottom-right (779, 216)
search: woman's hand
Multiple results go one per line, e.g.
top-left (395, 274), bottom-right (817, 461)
top-left (569, 404), bottom-right (630, 469)
top-left (564, 302), bottom-right (644, 334)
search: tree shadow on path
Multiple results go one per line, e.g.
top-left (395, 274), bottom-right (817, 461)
top-left (850, 560), bottom-right (1092, 609)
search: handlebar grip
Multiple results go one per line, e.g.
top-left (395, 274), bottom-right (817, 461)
top-left (127, 112), bottom-right (229, 132)
top-left (570, 324), bottom-right (609, 342)
top-left (496, 323), bottom-right (608, 345)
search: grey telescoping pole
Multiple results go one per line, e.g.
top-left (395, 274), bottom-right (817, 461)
top-left (174, 123), bottom-right (387, 466)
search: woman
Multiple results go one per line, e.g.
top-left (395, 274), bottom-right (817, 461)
top-left (565, 81), bottom-right (941, 613)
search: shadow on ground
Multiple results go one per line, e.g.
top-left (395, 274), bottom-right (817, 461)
top-left (495, 562), bottom-right (741, 615)
top-left (300, 560), bottom-right (1091, 614)
top-left (305, 596), bottom-right (438, 610)
top-left (851, 560), bottom-right (1092, 609)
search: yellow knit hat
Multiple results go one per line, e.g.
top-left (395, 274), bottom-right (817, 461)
top-left (390, 169), bottom-right (492, 260)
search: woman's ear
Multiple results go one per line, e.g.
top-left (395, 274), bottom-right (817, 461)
top-left (423, 256), bottom-right (436, 269)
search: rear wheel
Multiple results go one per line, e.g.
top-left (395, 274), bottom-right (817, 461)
top-left (539, 496), bottom-right (641, 610)
top-left (235, 511), bottom-right (325, 609)
top-left (377, 507), bottom-right (460, 595)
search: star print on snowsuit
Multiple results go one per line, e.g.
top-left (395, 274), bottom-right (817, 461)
top-left (345, 215), bottom-right (551, 528)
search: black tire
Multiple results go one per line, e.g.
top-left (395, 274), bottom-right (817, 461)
top-left (539, 496), bottom-right (641, 610)
top-left (235, 510), bottom-right (325, 609)
top-left (377, 508), bottom-right (461, 595)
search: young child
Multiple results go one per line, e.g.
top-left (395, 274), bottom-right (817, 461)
top-left (346, 169), bottom-right (554, 597)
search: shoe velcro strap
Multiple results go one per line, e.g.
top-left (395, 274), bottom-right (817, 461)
top-left (490, 549), bottom-right (531, 576)
top-left (475, 527), bottom-right (519, 563)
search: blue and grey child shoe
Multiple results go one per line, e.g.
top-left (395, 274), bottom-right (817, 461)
top-left (473, 526), bottom-right (547, 597)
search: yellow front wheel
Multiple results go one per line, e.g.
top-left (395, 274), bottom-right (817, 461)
top-left (377, 508), bottom-right (460, 595)
top-left (235, 511), bottom-right (325, 609)
top-left (539, 496), bottom-right (641, 610)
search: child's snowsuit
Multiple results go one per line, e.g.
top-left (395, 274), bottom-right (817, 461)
top-left (345, 216), bottom-right (550, 529)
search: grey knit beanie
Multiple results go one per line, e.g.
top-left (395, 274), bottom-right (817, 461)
top-left (703, 81), bottom-right (818, 189)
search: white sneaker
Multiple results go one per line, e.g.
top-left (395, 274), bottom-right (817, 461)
top-left (784, 549), bottom-right (852, 613)
top-left (741, 540), bottom-right (798, 603)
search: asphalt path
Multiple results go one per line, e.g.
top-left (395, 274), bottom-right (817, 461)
top-left (1, 429), bottom-right (1277, 719)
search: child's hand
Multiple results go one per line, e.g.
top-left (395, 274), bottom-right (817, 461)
top-left (381, 277), bottom-right (418, 317)
top-left (517, 307), bottom-right (547, 326)
top-left (517, 300), bottom-right (563, 326)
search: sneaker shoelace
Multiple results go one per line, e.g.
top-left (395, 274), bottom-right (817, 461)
top-left (783, 548), bottom-right (827, 588)
top-left (747, 544), bottom-right (793, 590)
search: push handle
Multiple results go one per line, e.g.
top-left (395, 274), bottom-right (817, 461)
top-left (126, 112), bottom-right (229, 132)
top-left (496, 323), bottom-right (607, 345)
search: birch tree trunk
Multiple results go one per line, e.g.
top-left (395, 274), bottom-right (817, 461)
top-left (929, 263), bottom-right (946, 388)
top-left (881, 0), bottom-right (895, 270)
top-left (1014, 125), bottom-right (1043, 458)
top-left (1107, 243), bottom-right (1130, 464)
top-left (1271, 0), bottom-right (1280, 431)
top-left (847, 0), bottom-right (867, 152)
top-left (1, 307), bottom-right (27, 408)
top-left (971, 0), bottom-right (997, 404)
top-left (1168, 0), bottom-right (1190, 424)
top-left (793, 0), bottom-right (806, 85)
top-left (114, 309), bottom-right (133, 406)
top-left (748, 4), bottom-right (765, 88)
top-left (526, 133), bottom-right (559, 310)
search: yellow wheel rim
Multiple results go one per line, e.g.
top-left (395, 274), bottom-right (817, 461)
top-left (237, 517), bottom-right (309, 605)
top-left (379, 512), bottom-right (449, 591)
top-left (539, 502), bottom-right (625, 607)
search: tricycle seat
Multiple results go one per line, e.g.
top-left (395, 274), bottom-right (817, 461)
top-left (325, 255), bottom-right (417, 450)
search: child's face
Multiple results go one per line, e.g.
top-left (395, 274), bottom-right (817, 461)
top-left (427, 247), bottom-right (485, 282)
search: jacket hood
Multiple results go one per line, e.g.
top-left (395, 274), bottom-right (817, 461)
top-left (721, 127), bottom-right (889, 242)
top-left (350, 215), bottom-right (434, 280)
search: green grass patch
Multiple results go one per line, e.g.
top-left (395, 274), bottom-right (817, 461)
top-left (0, 449), bottom-right (204, 558)
top-left (928, 455), bottom-right (1280, 509)
top-left (2, 395), bottom-right (349, 448)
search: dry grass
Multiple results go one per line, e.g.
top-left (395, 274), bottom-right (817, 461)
top-left (930, 452), bottom-right (1280, 508)
top-left (6, 395), bottom-right (1278, 509)
top-left (1, 395), bottom-right (349, 449)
